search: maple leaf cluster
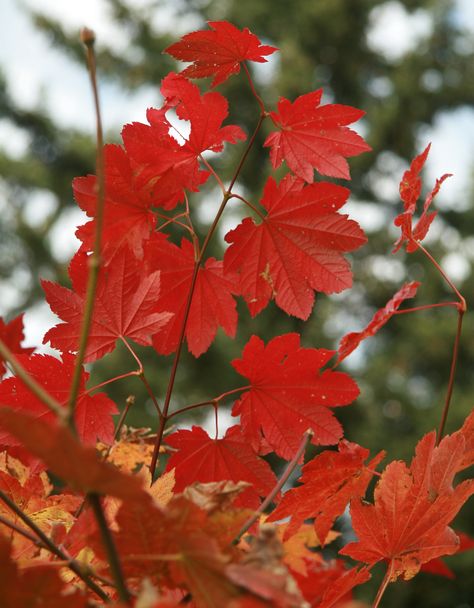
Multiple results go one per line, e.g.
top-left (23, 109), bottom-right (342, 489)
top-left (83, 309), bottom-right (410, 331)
top-left (0, 20), bottom-right (472, 608)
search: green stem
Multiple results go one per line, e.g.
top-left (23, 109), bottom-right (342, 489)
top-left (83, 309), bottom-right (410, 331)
top-left (0, 339), bottom-right (66, 421)
top-left (233, 429), bottom-right (313, 543)
top-left (0, 488), bottom-right (109, 601)
top-left (67, 31), bottom-right (106, 429)
top-left (88, 493), bottom-right (131, 604)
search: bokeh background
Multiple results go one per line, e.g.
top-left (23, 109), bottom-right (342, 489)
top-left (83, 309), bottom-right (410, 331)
top-left (1, 0), bottom-right (473, 605)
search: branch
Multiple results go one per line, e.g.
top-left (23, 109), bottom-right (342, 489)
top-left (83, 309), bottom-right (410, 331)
top-left (88, 493), bottom-right (131, 604)
top-left (232, 429), bottom-right (313, 543)
top-left (67, 29), bottom-right (106, 428)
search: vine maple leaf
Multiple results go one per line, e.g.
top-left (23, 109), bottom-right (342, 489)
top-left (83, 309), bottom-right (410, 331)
top-left (165, 425), bottom-right (277, 508)
top-left (224, 174), bottom-right (366, 319)
top-left (160, 72), bottom-right (246, 154)
top-left (336, 281), bottom-right (420, 365)
top-left (393, 143), bottom-right (451, 253)
top-left (231, 333), bottom-right (360, 460)
top-left (268, 440), bottom-right (385, 544)
top-left (341, 429), bottom-right (474, 581)
top-left (0, 536), bottom-right (87, 608)
top-left (293, 561), bottom-right (371, 608)
top-left (0, 409), bottom-right (147, 500)
top-left (165, 21), bottom-right (277, 87)
top-left (112, 494), bottom-right (257, 607)
top-left (145, 234), bottom-right (238, 357)
top-left (0, 314), bottom-right (34, 376)
top-left (264, 90), bottom-right (371, 181)
top-left (42, 246), bottom-right (172, 362)
top-left (0, 468), bottom-right (79, 559)
top-left (74, 144), bottom-right (157, 261)
top-left (0, 353), bottom-right (117, 445)
top-left (122, 73), bottom-right (245, 210)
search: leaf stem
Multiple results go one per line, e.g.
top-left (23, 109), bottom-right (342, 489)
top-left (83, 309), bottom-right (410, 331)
top-left (417, 243), bottom-right (466, 307)
top-left (372, 561), bottom-right (394, 608)
top-left (233, 429), bottom-right (313, 543)
top-left (393, 301), bottom-right (459, 315)
top-left (199, 154), bottom-right (226, 194)
top-left (121, 338), bottom-right (163, 417)
top-left (0, 339), bottom-right (66, 421)
top-left (88, 492), bottom-right (131, 604)
top-left (85, 370), bottom-right (141, 395)
top-left (229, 192), bottom-right (266, 220)
top-left (438, 308), bottom-right (464, 442)
top-left (167, 386), bottom-right (250, 421)
top-left (243, 62), bottom-right (266, 113)
top-left (67, 30), bottom-right (106, 430)
top-left (0, 487), bottom-right (109, 601)
top-left (415, 243), bottom-right (466, 441)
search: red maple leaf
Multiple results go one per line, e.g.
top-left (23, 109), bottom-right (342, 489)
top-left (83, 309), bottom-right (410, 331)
top-left (264, 90), bottom-right (371, 181)
top-left (393, 143), bottom-right (451, 253)
top-left (0, 353), bottom-right (117, 445)
top-left (74, 144), bottom-right (157, 260)
top-left (0, 314), bottom-right (34, 376)
top-left (336, 281), bottom-right (420, 365)
top-left (0, 536), bottom-right (87, 608)
top-left (165, 21), bottom-right (277, 87)
top-left (165, 425), bottom-right (277, 508)
top-left (122, 114), bottom-right (205, 210)
top-left (0, 408), bottom-right (147, 500)
top-left (145, 234), bottom-right (238, 357)
top-left (455, 409), bottom-right (474, 471)
top-left (42, 246), bottom-right (172, 362)
top-left (224, 174), bottom-right (366, 319)
top-left (268, 440), bottom-right (384, 544)
top-left (231, 333), bottom-right (360, 460)
top-left (122, 73), bottom-right (245, 210)
top-left (160, 72), bottom-right (246, 154)
top-left (341, 429), bottom-right (474, 581)
top-left (293, 560), bottom-right (370, 608)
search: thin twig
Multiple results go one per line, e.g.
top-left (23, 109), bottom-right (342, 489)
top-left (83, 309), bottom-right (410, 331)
top-left (88, 493), bottom-right (131, 604)
top-left (233, 429), bottom-right (313, 543)
top-left (67, 29), bottom-right (106, 429)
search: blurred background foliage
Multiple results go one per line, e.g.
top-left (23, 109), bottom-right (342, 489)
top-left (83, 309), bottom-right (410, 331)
top-left (0, 0), bottom-right (473, 605)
